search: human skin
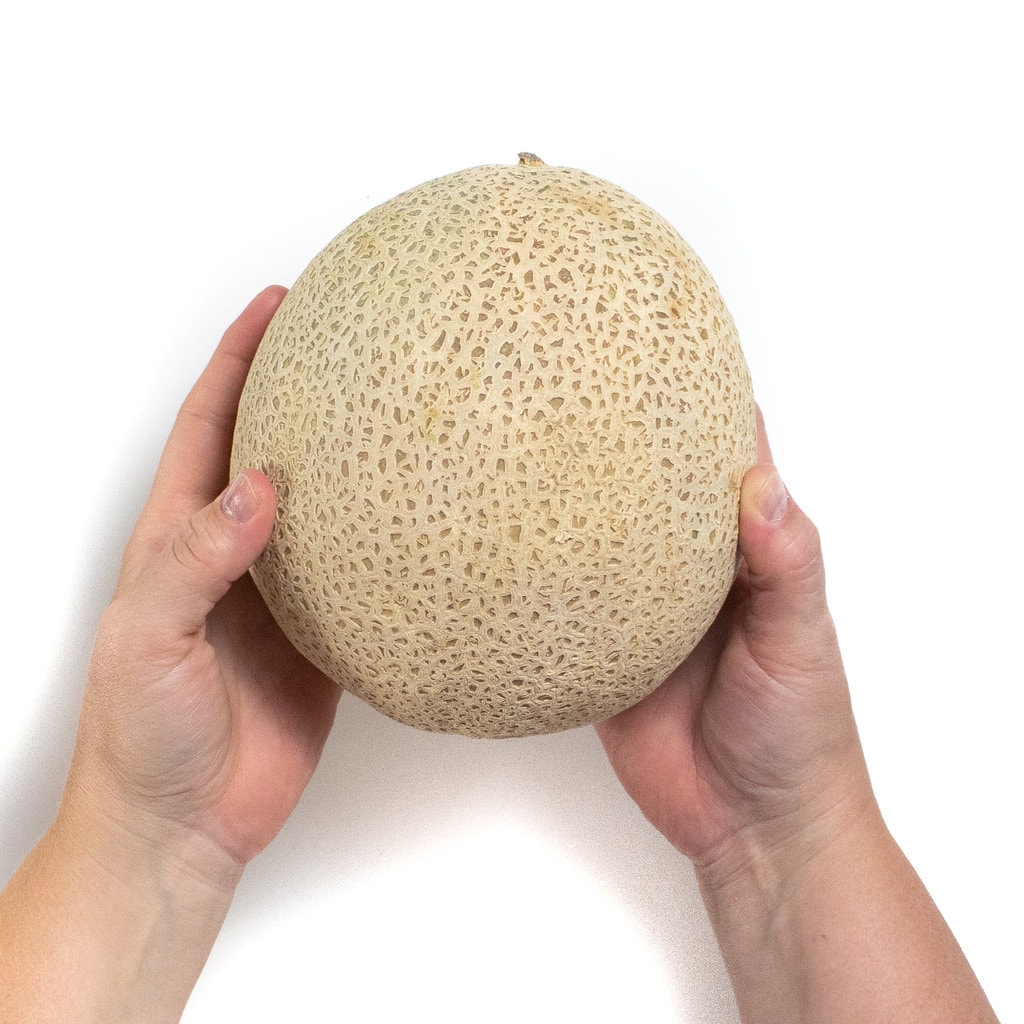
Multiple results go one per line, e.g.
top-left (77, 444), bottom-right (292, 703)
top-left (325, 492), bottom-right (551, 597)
top-left (0, 287), bottom-right (340, 1023)
top-left (0, 289), bottom-right (999, 1022)
top-left (597, 421), bottom-right (999, 1022)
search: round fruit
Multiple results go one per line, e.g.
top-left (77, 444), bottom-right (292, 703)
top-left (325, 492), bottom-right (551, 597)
top-left (231, 156), bottom-right (756, 738)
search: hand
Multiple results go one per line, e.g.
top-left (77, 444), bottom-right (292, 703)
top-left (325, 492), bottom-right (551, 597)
top-left (63, 286), bottom-right (340, 871)
top-left (598, 415), bottom-right (1000, 1023)
top-left (596, 413), bottom-right (875, 876)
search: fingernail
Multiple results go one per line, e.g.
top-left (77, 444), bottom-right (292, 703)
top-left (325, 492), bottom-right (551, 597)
top-left (221, 472), bottom-right (259, 523)
top-left (758, 468), bottom-right (790, 523)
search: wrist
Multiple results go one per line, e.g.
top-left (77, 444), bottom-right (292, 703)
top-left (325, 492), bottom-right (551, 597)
top-left (693, 763), bottom-right (885, 954)
top-left (694, 780), bottom-right (883, 907)
top-left (24, 778), bottom-right (245, 1022)
top-left (693, 790), bottom-right (892, 1021)
top-left (691, 789), bottom-right (998, 1024)
top-left (59, 751), bottom-right (245, 897)
top-left (1, 791), bottom-right (243, 1024)
top-left (55, 791), bottom-right (244, 912)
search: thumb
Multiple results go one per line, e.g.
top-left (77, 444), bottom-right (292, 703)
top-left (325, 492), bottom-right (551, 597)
top-left (136, 470), bottom-right (277, 641)
top-left (737, 464), bottom-right (839, 673)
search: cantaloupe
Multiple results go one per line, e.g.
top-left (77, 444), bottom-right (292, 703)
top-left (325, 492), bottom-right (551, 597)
top-left (231, 155), bottom-right (756, 738)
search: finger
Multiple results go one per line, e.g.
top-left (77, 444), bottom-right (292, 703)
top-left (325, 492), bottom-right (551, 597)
top-left (737, 464), bottom-right (836, 670)
top-left (128, 470), bottom-right (278, 646)
top-left (151, 286), bottom-right (287, 518)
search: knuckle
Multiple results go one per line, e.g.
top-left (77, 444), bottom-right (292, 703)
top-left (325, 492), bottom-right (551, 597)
top-left (785, 533), bottom-right (825, 592)
top-left (168, 509), bottom-right (226, 579)
top-left (163, 509), bottom-right (230, 593)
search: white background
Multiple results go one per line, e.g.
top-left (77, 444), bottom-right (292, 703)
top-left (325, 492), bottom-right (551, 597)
top-left (2, 2), bottom-right (1020, 1020)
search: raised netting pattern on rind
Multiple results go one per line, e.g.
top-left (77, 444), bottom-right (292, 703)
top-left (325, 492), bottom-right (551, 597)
top-left (232, 163), bottom-right (757, 738)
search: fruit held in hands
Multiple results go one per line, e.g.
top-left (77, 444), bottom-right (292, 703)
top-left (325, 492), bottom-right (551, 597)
top-left (232, 156), bottom-right (756, 737)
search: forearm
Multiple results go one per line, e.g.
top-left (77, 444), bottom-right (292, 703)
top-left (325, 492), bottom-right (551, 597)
top-left (0, 797), bottom-right (241, 1024)
top-left (696, 805), bottom-right (997, 1024)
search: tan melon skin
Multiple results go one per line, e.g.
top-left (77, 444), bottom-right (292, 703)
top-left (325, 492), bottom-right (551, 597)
top-left (231, 160), bottom-right (756, 738)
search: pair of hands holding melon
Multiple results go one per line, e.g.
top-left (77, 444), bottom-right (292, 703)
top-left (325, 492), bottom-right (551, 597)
top-left (1, 287), bottom-right (995, 1022)
top-left (73, 284), bottom-right (865, 878)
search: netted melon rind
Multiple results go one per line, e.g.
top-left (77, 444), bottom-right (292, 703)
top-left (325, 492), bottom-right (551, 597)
top-left (231, 162), bottom-right (756, 738)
